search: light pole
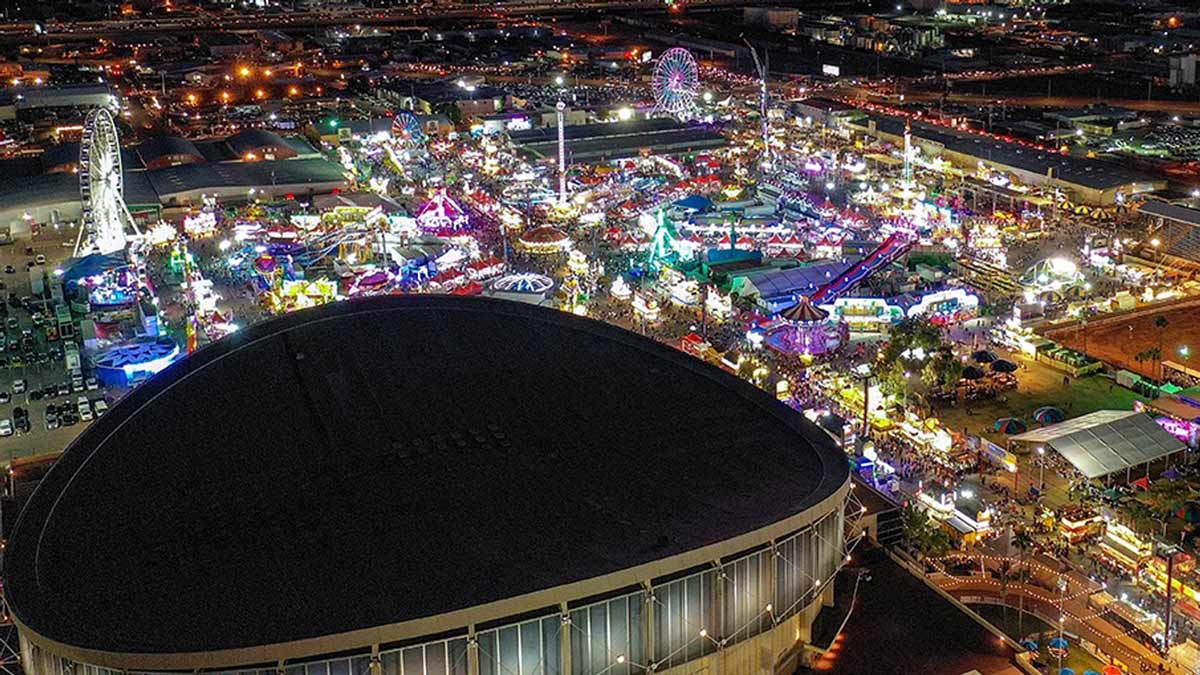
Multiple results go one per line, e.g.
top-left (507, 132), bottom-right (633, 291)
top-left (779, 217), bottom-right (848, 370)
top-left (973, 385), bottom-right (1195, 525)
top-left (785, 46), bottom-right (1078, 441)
top-left (1036, 446), bottom-right (1045, 494)
top-left (556, 99), bottom-right (567, 206)
top-left (1057, 576), bottom-right (1067, 673)
top-left (1161, 543), bottom-right (1180, 657)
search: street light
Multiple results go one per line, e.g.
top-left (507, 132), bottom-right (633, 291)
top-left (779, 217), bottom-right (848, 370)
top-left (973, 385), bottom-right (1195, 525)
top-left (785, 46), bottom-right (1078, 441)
top-left (1036, 446), bottom-right (1045, 493)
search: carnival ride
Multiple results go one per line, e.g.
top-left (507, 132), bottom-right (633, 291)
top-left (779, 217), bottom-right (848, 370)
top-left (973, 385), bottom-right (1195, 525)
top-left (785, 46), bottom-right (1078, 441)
top-left (652, 48), bottom-right (701, 120)
top-left (765, 295), bottom-right (845, 356)
top-left (391, 111), bottom-right (425, 145)
top-left (810, 233), bottom-right (913, 304)
top-left (75, 108), bottom-right (140, 258)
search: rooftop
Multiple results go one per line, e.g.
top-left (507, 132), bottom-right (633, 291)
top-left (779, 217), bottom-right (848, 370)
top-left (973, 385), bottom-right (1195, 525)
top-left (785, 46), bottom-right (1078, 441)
top-left (854, 114), bottom-right (1160, 191)
top-left (6, 295), bottom-right (847, 656)
top-left (511, 119), bottom-right (726, 162)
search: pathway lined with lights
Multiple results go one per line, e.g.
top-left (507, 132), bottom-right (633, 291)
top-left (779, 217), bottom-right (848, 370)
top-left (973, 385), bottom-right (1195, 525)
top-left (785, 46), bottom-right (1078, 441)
top-left (930, 553), bottom-right (1169, 674)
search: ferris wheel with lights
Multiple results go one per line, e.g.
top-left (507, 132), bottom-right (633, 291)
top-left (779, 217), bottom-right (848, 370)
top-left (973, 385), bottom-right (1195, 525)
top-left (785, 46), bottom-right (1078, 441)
top-left (391, 111), bottom-right (426, 146)
top-left (75, 108), bottom-right (139, 258)
top-left (651, 48), bottom-right (701, 120)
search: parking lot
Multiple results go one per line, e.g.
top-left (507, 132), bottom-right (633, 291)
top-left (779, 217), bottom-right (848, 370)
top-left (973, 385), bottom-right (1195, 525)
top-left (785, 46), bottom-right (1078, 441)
top-left (0, 227), bottom-right (115, 460)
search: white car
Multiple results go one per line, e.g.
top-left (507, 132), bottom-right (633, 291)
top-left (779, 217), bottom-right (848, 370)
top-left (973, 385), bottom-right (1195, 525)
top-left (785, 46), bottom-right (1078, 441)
top-left (78, 404), bottom-right (93, 422)
top-left (93, 399), bottom-right (108, 416)
top-left (0, 418), bottom-right (12, 437)
top-left (11, 379), bottom-right (25, 394)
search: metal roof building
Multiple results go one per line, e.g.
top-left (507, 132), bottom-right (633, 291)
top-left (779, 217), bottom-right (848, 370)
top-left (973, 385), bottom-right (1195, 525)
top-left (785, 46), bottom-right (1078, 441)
top-left (1010, 410), bottom-right (1186, 479)
top-left (7, 296), bottom-right (850, 675)
top-left (510, 119), bottom-right (727, 163)
top-left (847, 113), bottom-right (1166, 205)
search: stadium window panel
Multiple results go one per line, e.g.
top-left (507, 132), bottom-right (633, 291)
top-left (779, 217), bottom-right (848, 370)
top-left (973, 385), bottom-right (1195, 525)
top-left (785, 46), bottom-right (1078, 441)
top-left (498, 625), bottom-right (519, 675)
top-left (588, 604), bottom-right (607, 675)
top-left (330, 658), bottom-right (350, 675)
top-left (426, 641), bottom-right (448, 675)
top-left (628, 594), bottom-right (644, 667)
top-left (381, 651), bottom-right (401, 675)
top-left (609, 597), bottom-right (628, 675)
top-left (519, 619), bottom-right (541, 675)
top-left (477, 630), bottom-right (499, 675)
top-left (307, 662), bottom-right (329, 675)
top-left (403, 646), bottom-right (424, 675)
top-left (539, 617), bottom-right (560, 675)
top-left (448, 638), bottom-right (470, 675)
top-left (684, 575), bottom-right (702, 662)
top-left (569, 609), bottom-right (589, 675)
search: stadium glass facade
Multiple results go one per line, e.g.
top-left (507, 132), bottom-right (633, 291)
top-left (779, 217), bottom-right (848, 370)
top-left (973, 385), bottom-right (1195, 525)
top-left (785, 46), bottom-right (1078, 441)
top-left (19, 509), bottom-right (844, 675)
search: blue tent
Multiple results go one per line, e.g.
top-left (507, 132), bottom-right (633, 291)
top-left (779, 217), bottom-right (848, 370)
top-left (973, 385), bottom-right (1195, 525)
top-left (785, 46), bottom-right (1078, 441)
top-left (61, 252), bottom-right (129, 288)
top-left (673, 195), bottom-right (713, 212)
top-left (1049, 636), bottom-right (1069, 649)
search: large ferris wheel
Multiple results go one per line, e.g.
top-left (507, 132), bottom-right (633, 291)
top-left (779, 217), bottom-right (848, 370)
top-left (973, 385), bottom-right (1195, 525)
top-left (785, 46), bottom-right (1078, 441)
top-left (651, 48), bottom-right (701, 120)
top-left (75, 108), bottom-right (139, 258)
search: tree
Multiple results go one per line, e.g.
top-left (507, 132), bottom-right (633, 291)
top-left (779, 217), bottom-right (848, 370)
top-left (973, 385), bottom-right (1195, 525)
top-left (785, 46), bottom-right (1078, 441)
top-left (923, 349), bottom-right (964, 391)
top-left (1155, 315), bottom-right (1170, 380)
top-left (878, 359), bottom-right (909, 398)
top-left (882, 317), bottom-right (944, 365)
top-left (901, 503), bottom-right (953, 557)
top-left (1011, 528), bottom-right (1036, 639)
top-left (1137, 479), bottom-right (1197, 538)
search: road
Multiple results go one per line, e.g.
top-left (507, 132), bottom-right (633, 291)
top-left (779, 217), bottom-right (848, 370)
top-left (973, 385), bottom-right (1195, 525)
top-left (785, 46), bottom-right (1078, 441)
top-left (0, 0), bottom-right (742, 43)
top-left (835, 86), bottom-right (1200, 115)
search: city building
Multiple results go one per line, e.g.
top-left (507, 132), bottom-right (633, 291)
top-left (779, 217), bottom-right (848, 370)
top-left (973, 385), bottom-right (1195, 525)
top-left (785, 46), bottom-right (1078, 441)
top-left (6, 295), bottom-right (852, 675)
top-left (1171, 54), bottom-right (1198, 88)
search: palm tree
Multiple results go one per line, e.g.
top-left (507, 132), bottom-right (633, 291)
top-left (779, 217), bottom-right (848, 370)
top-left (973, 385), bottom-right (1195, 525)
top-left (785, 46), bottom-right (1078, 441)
top-left (1156, 315), bottom-right (1170, 380)
top-left (1012, 528), bottom-right (1036, 639)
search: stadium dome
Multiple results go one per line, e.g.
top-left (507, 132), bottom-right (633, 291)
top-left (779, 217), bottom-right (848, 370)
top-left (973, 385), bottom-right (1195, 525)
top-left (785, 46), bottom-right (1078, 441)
top-left (6, 295), bottom-right (850, 675)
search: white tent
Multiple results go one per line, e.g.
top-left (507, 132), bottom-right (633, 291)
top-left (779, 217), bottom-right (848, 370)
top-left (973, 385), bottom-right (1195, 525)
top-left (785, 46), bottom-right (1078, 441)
top-left (1009, 410), bottom-right (1185, 479)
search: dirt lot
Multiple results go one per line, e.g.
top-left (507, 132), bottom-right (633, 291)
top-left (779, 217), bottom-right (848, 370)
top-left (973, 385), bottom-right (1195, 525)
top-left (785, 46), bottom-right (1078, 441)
top-left (1054, 303), bottom-right (1200, 379)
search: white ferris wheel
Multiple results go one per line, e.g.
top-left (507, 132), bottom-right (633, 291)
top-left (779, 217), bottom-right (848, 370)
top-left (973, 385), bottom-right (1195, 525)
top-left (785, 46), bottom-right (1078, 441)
top-left (75, 108), bottom-right (139, 258)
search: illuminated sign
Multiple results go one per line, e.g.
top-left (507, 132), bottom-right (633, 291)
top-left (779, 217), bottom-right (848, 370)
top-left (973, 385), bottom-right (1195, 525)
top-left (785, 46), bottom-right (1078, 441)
top-left (907, 288), bottom-right (979, 318)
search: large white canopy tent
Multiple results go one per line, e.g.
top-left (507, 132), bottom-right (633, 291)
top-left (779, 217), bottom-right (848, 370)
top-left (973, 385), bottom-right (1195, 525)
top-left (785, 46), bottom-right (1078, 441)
top-left (1009, 410), bottom-right (1186, 480)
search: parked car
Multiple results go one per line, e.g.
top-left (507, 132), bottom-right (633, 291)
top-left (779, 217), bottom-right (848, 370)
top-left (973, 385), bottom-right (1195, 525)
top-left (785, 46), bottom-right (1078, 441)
top-left (12, 378), bottom-right (25, 394)
top-left (93, 399), bottom-right (108, 416)
top-left (13, 406), bottom-right (29, 432)
top-left (0, 418), bottom-right (11, 437)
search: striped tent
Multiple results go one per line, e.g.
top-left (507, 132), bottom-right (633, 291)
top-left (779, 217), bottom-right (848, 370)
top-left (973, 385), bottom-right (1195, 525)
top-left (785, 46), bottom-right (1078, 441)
top-left (782, 295), bottom-right (829, 323)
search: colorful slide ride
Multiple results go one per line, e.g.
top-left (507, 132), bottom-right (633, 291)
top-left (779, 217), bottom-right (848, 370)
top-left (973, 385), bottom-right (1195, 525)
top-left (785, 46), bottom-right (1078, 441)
top-left (811, 233), bottom-right (912, 304)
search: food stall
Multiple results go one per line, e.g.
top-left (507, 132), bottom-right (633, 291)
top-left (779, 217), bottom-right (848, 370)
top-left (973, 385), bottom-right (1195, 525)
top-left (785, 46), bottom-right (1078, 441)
top-left (1059, 506), bottom-right (1103, 543)
top-left (1100, 521), bottom-right (1153, 571)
